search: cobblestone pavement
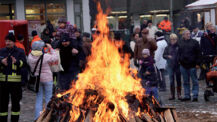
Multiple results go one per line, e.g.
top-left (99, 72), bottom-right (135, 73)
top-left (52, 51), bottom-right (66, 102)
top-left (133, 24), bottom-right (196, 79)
top-left (18, 75), bottom-right (217, 122)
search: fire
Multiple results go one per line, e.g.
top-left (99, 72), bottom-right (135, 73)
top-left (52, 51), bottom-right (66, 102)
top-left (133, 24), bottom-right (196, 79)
top-left (59, 2), bottom-right (150, 122)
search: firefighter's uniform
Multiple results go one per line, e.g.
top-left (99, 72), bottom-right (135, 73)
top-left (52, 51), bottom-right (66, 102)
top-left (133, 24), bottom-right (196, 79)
top-left (0, 46), bottom-right (26, 122)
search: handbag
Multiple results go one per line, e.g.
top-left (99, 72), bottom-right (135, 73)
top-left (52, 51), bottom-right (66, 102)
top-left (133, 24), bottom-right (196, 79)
top-left (49, 50), bottom-right (64, 72)
top-left (27, 54), bottom-right (44, 93)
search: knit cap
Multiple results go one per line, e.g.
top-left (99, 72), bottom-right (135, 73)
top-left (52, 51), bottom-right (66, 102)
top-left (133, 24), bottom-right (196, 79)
top-left (142, 48), bottom-right (150, 56)
top-left (32, 41), bottom-right (45, 51)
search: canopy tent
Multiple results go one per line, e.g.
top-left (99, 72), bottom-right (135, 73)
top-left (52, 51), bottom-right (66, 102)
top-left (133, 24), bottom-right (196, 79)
top-left (186, 0), bottom-right (217, 10)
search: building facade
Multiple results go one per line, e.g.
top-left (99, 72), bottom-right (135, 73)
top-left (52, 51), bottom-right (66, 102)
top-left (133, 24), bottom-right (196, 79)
top-left (89, 0), bottom-right (197, 30)
top-left (0, 0), bottom-right (91, 33)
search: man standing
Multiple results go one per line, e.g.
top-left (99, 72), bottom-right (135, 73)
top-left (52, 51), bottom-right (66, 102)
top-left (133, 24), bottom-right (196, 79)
top-left (15, 34), bottom-right (26, 53)
top-left (178, 30), bottom-right (201, 102)
top-left (158, 17), bottom-right (172, 33)
top-left (191, 25), bottom-right (203, 44)
top-left (146, 20), bottom-right (158, 39)
top-left (200, 26), bottom-right (217, 82)
top-left (140, 20), bottom-right (148, 31)
top-left (0, 33), bottom-right (26, 122)
top-left (134, 28), bottom-right (157, 67)
top-left (58, 34), bottom-right (85, 90)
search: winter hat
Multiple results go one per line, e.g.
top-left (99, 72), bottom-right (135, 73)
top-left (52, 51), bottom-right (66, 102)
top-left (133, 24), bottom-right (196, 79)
top-left (83, 32), bottom-right (90, 38)
top-left (60, 34), bottom-right (70, 42)
top-left (17, 34), bottom-right (24, 41)
top-left (32, 41), bottom-right (45, 51)
top-left (142, 49), bottom-right (150, 56)
top-left (31, 30), bottom-right (38, 37)
top-left (147, 20), bottom-right (152, 24)
top-left (5, 33), bottom-right (16, 42)
top-left (155, 31), bottom-right (164, 37)
top-left (155, 31), bottom-right (165, 41)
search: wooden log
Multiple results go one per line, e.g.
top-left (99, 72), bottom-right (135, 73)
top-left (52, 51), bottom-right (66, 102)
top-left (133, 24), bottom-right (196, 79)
top-left (135, 116), bottom-right (143, 122)
top-left (36, 109), bottom-right (53, 122)
top-left (141, 113), bottom-right (153, 122)
top-left (164, 109), bottom-right (174, 122)
top-left (84, 110), bottom-right (93, 122)
top-left (171, 109), bottom-right (179, 122)
top-left (129, 117), bottom-right (137, 122)
top-left (159, 115), bottom-right (165, 122)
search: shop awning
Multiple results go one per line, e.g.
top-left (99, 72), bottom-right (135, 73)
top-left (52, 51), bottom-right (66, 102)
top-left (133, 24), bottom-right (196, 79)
top-left (186, 0), bottom-right (217, 10)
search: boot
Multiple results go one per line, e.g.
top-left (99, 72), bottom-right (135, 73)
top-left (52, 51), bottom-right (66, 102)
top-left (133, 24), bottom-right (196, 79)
top-left (177, 86), bottom-right (182, 100)
top-left (168, 86), bottom-right (175, 100)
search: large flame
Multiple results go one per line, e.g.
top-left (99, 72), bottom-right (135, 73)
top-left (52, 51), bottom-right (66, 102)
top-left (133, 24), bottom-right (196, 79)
top-left (58, 3), bottom-right (148, 122)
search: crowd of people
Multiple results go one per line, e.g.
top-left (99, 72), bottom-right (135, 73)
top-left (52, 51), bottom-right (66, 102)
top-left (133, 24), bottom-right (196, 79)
top-left (0, 16), bottom-right (217, 122)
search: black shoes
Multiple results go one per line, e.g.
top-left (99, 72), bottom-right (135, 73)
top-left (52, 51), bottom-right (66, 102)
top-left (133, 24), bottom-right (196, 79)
top-left (181, 98), bottom-right (191, 101)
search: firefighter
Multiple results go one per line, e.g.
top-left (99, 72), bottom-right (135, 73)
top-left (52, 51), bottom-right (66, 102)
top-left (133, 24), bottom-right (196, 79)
top-left (0, 33), bottom-right (26, 122)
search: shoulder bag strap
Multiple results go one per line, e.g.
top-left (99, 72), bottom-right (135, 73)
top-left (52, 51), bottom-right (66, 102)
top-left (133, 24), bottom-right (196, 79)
top-left (32, 55), bottom-right (43, 75)
top-left (36, 53), bottom-right (44, 93)
top-left (206, 35), bottom-right (215, 47)
top-left (38, 54), bottom-right (44, 78)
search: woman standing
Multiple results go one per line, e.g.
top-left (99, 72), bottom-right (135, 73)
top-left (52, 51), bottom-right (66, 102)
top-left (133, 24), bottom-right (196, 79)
top-left (27, 41), bottom-right (58, 120)
top-left (163, 34), bottom-right (182, 100)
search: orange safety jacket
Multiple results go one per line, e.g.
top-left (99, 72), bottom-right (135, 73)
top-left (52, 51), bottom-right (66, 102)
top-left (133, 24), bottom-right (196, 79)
top-left (158, 20), bottom-right (172, 32)
top-left (31, 35), bottom-right (42, 46)
top-left (15, 40), bottom-right (26, 54)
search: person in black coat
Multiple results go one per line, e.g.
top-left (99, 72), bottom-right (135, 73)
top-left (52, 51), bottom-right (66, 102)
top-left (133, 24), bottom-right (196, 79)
top-left (163, 33), bottom-right (181, 100)
top-left (114, 32), bottom-right (134, 60)
top-left (199, 26), bottom-right (217, 81)
top-left (0, 33), bottom-right (26, 122)
top-left (58, 33), bottom-right (85, 90)
top-left (178, 30), bottom-right (201, 102)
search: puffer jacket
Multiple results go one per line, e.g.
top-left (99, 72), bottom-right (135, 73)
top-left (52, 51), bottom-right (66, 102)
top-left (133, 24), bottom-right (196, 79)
top-left (27, 49), bottom-right (58, 82)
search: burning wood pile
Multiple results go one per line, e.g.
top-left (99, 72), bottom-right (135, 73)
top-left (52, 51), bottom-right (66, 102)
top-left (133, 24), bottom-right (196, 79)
top-left (37, 2), bottom-right (178, 122)
top-left (37, 90), bottom-right (178, 122)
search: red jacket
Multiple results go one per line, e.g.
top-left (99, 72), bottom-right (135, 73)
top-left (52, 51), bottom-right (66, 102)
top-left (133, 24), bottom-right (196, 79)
top-left (15, 40), bottom-right (26, 54)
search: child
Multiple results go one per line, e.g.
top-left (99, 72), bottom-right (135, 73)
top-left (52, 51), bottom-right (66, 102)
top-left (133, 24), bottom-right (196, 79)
top-left (139, 49), bottom-right (158, 100)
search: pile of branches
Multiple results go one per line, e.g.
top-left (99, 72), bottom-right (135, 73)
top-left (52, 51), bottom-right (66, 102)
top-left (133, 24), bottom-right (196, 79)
top-left (36, 89), bottom-right (178, 122)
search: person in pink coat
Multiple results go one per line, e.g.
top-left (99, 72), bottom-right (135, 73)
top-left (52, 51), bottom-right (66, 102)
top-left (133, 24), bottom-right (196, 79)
top-left (27, 41), bottom-right (58, 120)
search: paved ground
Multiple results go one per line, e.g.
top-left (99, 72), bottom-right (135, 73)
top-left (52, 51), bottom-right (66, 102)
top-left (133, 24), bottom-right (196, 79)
top-left (17, 74), bottom-right (217, 122)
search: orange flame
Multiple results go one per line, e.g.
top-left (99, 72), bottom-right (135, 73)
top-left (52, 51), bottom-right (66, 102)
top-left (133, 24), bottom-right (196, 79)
top-left (60, 2), bottom-right (148, 121)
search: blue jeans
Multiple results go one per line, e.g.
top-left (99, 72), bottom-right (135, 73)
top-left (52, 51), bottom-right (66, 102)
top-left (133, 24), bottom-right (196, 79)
top-left (145, 87), bottom-right (159, 100)
top-left (167, 66), bottom-right (181, 88)
top-left (35, 81), bottom-right (53, 120)
top-left (180, 66), bottom-right (199, 99)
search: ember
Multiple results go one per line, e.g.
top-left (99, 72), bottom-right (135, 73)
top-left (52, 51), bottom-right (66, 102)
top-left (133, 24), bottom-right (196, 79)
top-left (37, 2), bottom-right (178, 122)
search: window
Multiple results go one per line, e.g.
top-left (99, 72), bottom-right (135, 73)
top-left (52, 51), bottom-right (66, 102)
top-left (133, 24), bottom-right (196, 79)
top-left (74, 1), bottom-right (83, 30)
top-left (25, 0), bottom-right (66, 24)
top-left (0, 4), bottom-right (15, 20)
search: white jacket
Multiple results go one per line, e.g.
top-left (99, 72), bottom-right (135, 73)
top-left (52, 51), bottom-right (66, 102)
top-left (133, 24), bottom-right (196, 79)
top-left (154, 39), bottom-right (168, 69)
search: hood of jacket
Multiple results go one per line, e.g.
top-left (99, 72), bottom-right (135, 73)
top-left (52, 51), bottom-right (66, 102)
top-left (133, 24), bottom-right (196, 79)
top-left (31, 50), bottom-right (43, 56)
